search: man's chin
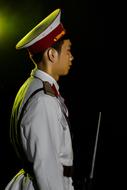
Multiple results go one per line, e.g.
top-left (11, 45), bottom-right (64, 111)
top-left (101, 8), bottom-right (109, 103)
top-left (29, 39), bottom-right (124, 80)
top-left (64, 70), bottom-right (69, 75)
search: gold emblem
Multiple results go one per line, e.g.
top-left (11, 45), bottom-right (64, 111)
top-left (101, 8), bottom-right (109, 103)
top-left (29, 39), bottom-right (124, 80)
top-left (54, 30), bottom-right (65, 42)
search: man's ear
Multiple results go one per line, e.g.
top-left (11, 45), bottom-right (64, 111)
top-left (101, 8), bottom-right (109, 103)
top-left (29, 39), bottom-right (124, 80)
top-left (47, 48), bottom-right (58, 63)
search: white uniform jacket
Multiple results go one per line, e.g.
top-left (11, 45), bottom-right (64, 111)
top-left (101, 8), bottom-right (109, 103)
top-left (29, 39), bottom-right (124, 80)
top-left (5, 68), bottom-right (74, 190)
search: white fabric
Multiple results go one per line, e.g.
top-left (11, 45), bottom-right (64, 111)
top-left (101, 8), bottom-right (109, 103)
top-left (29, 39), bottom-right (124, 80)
top-left (5, 68), bottom-right (74, 190)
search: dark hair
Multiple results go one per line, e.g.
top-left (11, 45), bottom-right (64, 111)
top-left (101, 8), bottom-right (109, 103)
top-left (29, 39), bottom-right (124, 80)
top-left (30, 34), bottom-right (69, 64)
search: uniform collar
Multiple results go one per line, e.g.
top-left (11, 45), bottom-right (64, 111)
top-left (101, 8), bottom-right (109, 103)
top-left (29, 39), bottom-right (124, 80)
top-left (31, 67), bottom-right (59, 92)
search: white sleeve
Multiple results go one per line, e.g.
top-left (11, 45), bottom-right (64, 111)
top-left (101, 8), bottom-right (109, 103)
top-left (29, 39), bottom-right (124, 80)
top-left (21, 95), bottom-right (65, 190)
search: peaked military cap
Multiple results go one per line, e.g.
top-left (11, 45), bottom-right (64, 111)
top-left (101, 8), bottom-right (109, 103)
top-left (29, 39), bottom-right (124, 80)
top-left (16, 8), bottom-right (66, 55)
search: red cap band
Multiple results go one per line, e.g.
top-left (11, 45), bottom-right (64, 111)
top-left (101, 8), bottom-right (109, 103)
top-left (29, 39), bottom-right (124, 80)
top-left (28, 24), bottom-right (65, 55)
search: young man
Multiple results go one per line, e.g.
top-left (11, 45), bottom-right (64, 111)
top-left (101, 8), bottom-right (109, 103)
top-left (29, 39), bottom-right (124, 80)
top-left (5, 8), bottom-right (74, 190)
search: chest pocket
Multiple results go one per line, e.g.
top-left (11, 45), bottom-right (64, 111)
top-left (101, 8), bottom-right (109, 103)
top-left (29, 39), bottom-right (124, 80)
top-left (57, 96), bottom-right (69, 130)
top-left (60, 112), bottom-right (69, 130)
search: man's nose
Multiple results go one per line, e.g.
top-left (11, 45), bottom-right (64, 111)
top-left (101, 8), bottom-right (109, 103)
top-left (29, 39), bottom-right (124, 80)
top-left (70, 54), bottom-right (74, 61)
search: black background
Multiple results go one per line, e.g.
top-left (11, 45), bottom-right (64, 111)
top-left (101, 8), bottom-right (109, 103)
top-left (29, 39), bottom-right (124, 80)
top-left (1, 1), bottom-right (125, 190)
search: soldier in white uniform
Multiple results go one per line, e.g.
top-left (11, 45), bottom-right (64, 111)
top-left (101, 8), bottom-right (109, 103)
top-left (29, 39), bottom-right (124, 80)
top-left (5, 8), bottom-right (74, 190)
